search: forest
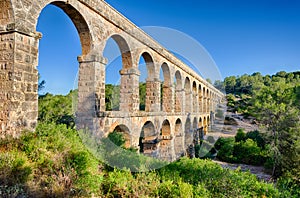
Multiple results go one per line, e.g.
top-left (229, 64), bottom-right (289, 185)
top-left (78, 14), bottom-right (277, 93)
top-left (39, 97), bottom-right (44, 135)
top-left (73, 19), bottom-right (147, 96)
top-left (215, 71), bottom-right (300, 178)
top-left (0, 71), bottom-right (299, 197)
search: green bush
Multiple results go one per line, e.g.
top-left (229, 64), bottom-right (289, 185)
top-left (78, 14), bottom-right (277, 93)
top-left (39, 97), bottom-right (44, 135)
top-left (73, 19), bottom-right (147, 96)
top-left (276, 173), bottom-right (300, 198)
top-left (108, 131), bottom-right (126, 147)
top-left (0, 123), bottom-right (104, 197)
top-left (158, 157), bottom-right (279, 197)
top-left (101, 169), bottom-right (159, 197)
top-left (38, 92), bottom-right (75, 128)
top-left (235, 128), bottom-right (246, 142)
top-left (233, 139), bottom-right (264, 165)
top-left (216, 133), bottom-right (268, 166)
top-left (215, 137), bottom-right (236, 162)
top-left (246, 130), bottom-right (266, 148)
top-left (1, 125), bottom-right (287, 197)
top-left (158, 180), bottom-right (194, 198)
top-left (0, 151), bottom-right (32, 186)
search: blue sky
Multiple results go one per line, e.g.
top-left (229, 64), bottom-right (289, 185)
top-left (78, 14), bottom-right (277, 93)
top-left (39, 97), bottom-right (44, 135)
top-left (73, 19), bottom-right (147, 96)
top-left (37, 0), bottom-right (300, 95)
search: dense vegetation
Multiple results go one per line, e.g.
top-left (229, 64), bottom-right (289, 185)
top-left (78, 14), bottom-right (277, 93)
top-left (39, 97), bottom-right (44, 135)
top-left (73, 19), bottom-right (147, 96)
top-left (0, 123), bottom-right (286, 197)
top-left (0, 71), bottom-right (299, 197)
top-left (214, 71), bottom-right (300, 195)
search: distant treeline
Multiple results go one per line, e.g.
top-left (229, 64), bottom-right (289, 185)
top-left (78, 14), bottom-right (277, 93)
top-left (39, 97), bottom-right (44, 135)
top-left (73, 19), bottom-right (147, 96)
top-left (214, 71), bottom-right (300, 96)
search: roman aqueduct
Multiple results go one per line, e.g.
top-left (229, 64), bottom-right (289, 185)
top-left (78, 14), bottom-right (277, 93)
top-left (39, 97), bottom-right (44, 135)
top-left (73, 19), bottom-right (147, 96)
top-left (0, 0), bottom-right (224, 161)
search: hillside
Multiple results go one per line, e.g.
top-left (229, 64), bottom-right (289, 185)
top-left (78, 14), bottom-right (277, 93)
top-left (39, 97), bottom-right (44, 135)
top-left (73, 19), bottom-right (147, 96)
top-left (0, 71), bottom-right (299, 197)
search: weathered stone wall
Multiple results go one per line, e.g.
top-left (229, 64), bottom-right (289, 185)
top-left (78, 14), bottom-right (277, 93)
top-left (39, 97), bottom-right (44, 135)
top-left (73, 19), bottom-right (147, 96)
top-left (0, 0), bottom-right (14, 26)
top-left (0, 33), bottom-right (14, 137)
top-left (0, 30), bottom-right (40, 137)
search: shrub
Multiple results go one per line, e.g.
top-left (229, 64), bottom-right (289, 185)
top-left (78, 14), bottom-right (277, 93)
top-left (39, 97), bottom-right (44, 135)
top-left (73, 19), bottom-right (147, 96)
top-left (158, 157), bottom-right (279, 197)
top-left (158, 180), bottom-right (194, 198)
top-left (0, 151), bottom-right (32, 186)
top-left (276, 173), bottom-right (300, 198)
top-left (1, 123), bottom-right (104, 197)
top-left (108, 131), bottom-right (125, 147)
top-left (246, 130), bottom-right (266, 148)
top-left (1, 127), bottom-right (283, 197)
top-left (215, 137), bottom-right (236, 162)
top-left (101, 169), bottom-right (160, 197)
top-left (233, 139), bottom-right (264, 165)
top-left (38, 92), bottom-right (75, 128)
top-left (235, 128), bottom-right (246, 142)
top-left (214, 137), bottom-right (227, 150)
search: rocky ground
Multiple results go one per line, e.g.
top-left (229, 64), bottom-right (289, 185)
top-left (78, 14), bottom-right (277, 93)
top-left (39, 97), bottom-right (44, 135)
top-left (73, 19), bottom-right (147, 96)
top-left (210, 112), bottom-right (259, 138)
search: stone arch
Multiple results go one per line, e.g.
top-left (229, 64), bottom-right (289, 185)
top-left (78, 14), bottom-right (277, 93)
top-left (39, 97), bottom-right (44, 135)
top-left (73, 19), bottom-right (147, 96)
top-left (203, 87), bottom-right (207, 113)
top-left (193, 117), bottom-right (198, 144)
top-left (174, 118), bottom-right (184, 158)
top-left (174, 70), bottom-right (183, 89)
top-left (184, 117), bottom-right (192, 148)
top-left (206, 89), bottom-right (210, 113)
top-left (138, 52), bottom-right (158, 112)
top-left (184, 77), bottom-right (192, 113)
top-left (35, 1), bottom-right (99, 132)
top-left (104, 34), bottom-right (133, 69)
top-left (198, 117), bottom-right (205, 142)
top-left (161, 119), bottom-right (171, 137)
top-left (103, 34), bottom-right (135, 112)
top-left (175, 119), bottom-right (183, 136)
top-left (192, 81), bottom-right (197, 113)
top-left (138, 51), bottom-right (155, 80)
top-left (198, 117), bottom-right (203, 128)
top-left (139, 121), bottom-right (157, 154)
top-left (160, 63), bottom-right (171, 85)
top-left (160, 119), bottom-right (173, 161)
top-left (42, 1), bottom-right (92, 55)
top-left (198, 84), bottom-right (203, 113)
top-left (174, 70), bottom-right (183, 112)
top-left (112, 124), bottom-right (131, 148)
top-left (160, 63), bottom-right (172, 112)
top-left (207, 115), bottom-right (210, 128)
top-left (203, 117), bottom-right (207, 134)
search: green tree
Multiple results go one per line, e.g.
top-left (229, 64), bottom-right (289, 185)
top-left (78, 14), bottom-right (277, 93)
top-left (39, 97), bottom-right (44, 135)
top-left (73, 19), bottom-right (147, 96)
top-left (224, 76), bottom-right (236, 94)
top-left (105, 84), bottom-right (120, 111)
top-left (38, 91), bottom-right (76, 128)
top-left (139, 82), bottom-right (146, 110)
top-left (251, 79), bottom-right (300, 178)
